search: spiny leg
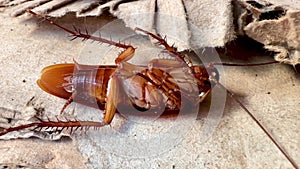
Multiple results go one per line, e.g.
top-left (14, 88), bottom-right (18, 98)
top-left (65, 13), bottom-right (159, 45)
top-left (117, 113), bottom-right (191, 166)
top-left (27, 10), bottom-right (135, 64)
top-left (0, 82), bottom-right (114, 137)
top-left (0, 118), bottom-right (108, 137)
top-left (134, 27), bottom-right (193, 68)
top-left (59, 92), bottom-right (76, 114)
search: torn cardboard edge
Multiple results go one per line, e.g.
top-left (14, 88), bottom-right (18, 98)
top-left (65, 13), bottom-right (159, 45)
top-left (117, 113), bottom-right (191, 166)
top-left (235, 0), bottom-right (300, 68)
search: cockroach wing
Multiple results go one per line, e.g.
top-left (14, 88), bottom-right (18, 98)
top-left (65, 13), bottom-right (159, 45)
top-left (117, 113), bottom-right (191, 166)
top-left (37, 64), bottom-right (74, 99)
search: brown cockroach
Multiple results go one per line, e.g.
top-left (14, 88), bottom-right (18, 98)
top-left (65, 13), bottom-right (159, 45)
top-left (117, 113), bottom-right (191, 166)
top-left (0, 10), bottom-right (298, 168)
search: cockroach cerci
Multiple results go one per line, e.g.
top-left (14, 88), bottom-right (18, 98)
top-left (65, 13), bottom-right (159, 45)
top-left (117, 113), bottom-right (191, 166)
top-left (0, 10), bottom-right (298, 168)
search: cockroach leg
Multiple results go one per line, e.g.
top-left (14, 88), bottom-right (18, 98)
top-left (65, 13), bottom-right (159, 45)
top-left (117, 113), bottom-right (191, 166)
top-left (114, 46), bottom-right (135, 64)
top-left (0, 119), bottom-right (108, 137)
top-left (27, 10), bottom-right (136, 65)
top-left (102, 76), bottom-right (122, 124)
top-left (60, 92), bottom-right (76, 114)
top-left (134, 28), bottom-right (193, 68)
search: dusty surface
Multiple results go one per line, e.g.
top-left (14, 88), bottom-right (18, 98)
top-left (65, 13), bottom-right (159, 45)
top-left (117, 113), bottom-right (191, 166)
top-left (0, 7), bottom-right (299, 169)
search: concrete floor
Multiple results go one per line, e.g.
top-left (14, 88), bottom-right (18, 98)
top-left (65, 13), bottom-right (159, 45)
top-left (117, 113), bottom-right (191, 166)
top-left (0, 8), bottom-right (299, 169)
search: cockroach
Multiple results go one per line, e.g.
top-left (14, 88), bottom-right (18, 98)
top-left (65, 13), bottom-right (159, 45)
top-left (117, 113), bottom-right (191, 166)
top-left (0, 10), bottom-right (298, 168)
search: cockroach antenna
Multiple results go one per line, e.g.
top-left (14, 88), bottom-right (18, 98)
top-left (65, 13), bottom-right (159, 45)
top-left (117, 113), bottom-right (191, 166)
top-left (207, 61), bottom-right (298, 168)
top-left (210, 61), bottom-right (279, 67)
top-left (216, 82), bottom-right (299, 169)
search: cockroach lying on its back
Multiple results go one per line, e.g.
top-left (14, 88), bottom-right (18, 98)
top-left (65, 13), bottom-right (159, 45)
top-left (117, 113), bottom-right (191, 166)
top-left (0, 10), bottom-right (298, 168)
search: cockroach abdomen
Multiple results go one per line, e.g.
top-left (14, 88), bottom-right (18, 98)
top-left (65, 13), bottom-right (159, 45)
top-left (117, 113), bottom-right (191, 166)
top-left (37, 64), bottom-right (74, 99)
